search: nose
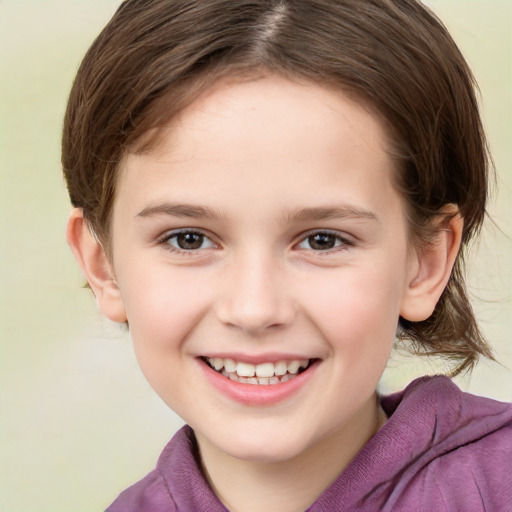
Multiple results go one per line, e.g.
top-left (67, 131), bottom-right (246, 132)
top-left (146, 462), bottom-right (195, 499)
top-left (215, 251), bottom-right (296, 335)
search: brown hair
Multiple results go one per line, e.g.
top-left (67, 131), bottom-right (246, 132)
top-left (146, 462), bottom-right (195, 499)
top-left (62, 0), bottom-right (494, 374)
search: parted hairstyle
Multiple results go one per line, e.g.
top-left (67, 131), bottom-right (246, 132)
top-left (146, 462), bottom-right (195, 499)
top-left (62, 0), bottom-right (494, 374)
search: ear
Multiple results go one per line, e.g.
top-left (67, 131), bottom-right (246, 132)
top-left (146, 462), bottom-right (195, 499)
top-left (66, 208), bottom-right (127, 323)
top-left (400, 205), bottom-right (463, 322)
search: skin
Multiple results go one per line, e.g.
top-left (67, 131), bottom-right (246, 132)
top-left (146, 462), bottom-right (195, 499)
top-left (67, 75), bottom-right (462, 512)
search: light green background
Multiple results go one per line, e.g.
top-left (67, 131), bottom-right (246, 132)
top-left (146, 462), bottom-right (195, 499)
top-left (1, 1), bottom-right (511, 510)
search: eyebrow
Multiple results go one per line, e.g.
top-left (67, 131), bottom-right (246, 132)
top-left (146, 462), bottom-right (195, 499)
top-left (283, 205), bottom-right (379, 223)
top-left (136, 203), bottom-right (223, 219)
top-left (136, 202), bottom-right (379, 223)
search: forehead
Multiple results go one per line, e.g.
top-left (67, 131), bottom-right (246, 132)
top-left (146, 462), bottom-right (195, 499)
top-left (180, 77), bottom-right (384, 149)
top-left (117, 75), bottom-right (401, 221)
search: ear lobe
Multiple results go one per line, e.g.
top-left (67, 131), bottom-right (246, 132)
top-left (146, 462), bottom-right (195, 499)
top-left (66, 208), bottom-right (127, 323)
top-left (400, 207), bottom-right (463, 322)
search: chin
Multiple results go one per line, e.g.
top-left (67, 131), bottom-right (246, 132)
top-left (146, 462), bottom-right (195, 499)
top-left (217, 429), bottom-right (314, 464)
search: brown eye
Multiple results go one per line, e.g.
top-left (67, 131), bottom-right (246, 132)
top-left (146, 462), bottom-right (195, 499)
top-left (165, 231), bottom-right (215, 251)
top-left (176, 232), bottom-right (204, 249)
top-left (297, 232), bottom-right (349, 252)
top-left (307, 233), bottom-right (337, 250)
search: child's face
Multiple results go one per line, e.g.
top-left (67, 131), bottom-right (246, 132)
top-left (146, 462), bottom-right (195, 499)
top-left (109, 76), bottom-right (418, 463)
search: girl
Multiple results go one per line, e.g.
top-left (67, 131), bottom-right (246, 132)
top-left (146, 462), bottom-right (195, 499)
top-left (63, 1), bottom-right (511, 510)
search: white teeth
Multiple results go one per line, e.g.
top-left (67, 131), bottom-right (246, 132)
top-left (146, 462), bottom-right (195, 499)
top-left (287, 360), bottom-right (300, 374)
top-left (274, 361), bottom-right (288, 376)
top-left (207, 357), bottom-right (312, 384)
top-left (224, 358), bottom-right (237, 373)
top-left (255, 362), bottom-right (275, 378)
top-left (211, 358), bottom-right (224, 371)
top-left (237, 361), bottom-right (256, 377)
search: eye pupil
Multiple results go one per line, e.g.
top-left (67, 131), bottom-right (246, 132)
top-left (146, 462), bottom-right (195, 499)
top-left (177, 232), bottom-right (203, 250)
top-left (309, 233), bottom-right (335, 250)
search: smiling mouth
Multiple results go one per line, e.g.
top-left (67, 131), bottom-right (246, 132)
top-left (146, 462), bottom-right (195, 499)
top-left (203, 357), bottom-right (315, 385)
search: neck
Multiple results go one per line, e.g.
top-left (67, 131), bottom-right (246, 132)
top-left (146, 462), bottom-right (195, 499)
top-left (196, 395), bottom-right (386, 512)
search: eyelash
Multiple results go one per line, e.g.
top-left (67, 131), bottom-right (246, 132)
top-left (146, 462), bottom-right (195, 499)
top-left (159, 229), bottom-right (217, 255)
top-left (295, 230), bottom-right (354, 254)
top-left (158, 229), bottom-right (354, 255)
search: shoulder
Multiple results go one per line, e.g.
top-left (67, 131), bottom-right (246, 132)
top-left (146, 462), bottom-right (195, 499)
top-left (106, 469), bottom-right (175, 512)
top-left (381, 375), bottom-right (512, 443)
top-left (382, 376), bottom-right (512, 511)
top-left (305, 376), bottom-right (512, 512)
top-left (104, 426), bottom-right (190, 512)
top-left (105, 426), bottom-right (226, 512)
top-left (427, 377), bottom-right (512, 511)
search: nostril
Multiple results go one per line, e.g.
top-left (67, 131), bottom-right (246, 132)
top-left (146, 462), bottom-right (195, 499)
top-left (216, 302), bottom-right (294, 334)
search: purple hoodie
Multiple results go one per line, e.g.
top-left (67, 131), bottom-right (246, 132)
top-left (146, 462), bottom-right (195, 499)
top-left (106, 376), bottom-right (512, 511)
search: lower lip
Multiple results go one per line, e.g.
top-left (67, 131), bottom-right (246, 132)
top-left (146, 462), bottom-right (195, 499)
top-left (198, 359), bottom-right (319, 406)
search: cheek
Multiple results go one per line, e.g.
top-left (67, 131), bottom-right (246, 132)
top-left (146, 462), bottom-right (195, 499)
top-left (120, 270), bottom-right (214, 404)
top-left (302, 261), bottom-right (406, 354)
top-left (118, 264), bottom-right (214, 353)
